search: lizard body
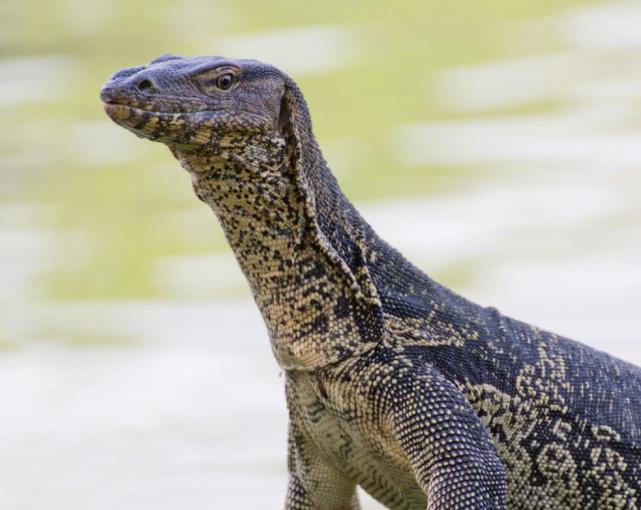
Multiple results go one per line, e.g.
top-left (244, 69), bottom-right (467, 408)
top-left (101, 55), bottom-right (641, 509)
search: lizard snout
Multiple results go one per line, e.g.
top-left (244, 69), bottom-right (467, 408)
top-left (100, 69), bottom-right (159, 106)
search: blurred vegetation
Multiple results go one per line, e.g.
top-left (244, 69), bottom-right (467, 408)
top-left (1, 0), bottom-right (600, 300)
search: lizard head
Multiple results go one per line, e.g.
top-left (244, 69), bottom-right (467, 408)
top-left (100, 54), bottom-right (301, 153)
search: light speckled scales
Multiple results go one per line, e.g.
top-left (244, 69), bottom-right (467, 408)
top-left (101, 55), bottom-right (641, 509)
top-left (286, 347), bottom-right (507, 510)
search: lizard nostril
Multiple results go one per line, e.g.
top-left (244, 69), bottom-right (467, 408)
top-left (137, 79), bottom-right (154, 92)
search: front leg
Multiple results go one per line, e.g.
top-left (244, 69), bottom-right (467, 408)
top-left (386, 365), bottom-right (507, 509)
top-left (286, 424), bottom-right (360, 510)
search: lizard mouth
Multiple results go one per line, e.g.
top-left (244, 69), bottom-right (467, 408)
top-left (102, 100), bottom-right (275, 147)
top-left (102, 100), bottom-right (208, 146)
top-left (102, 101), bottom-right (134, 118)
top-left (102, 96), bottom-right (212, 121)
top-left (102, 101), bottom-right (195, 119)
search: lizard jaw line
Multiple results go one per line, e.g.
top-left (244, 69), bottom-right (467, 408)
top-left (102, 101), bottom-right (216, 118)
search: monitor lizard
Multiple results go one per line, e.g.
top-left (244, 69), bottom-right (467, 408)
top-left (101, 54), bottom-right (641, 509)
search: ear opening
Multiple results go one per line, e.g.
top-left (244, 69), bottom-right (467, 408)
top-left (277, 77), bottom-right (310, 144)
top-left (277, 93), bottom-right (291, 135)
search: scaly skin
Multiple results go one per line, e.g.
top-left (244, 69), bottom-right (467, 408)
top-left (101, 54), bottom-right (641, 509)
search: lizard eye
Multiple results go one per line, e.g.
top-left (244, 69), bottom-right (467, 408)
top-left (215, 73), bottom-right (235, 91)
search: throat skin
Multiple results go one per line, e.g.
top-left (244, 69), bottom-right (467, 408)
top-left (174, 130), bottom-right (475, 374)
top-left (175, 132), bottom-right (385, 370)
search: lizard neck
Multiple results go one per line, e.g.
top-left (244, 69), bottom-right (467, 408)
top-left (176, 132), bottom-right (383, 370)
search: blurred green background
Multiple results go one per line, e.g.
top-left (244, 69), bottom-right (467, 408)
top-left (2, 1), bottom-right (641, 508)
top-left (1, 0), bottom-right (600, 302)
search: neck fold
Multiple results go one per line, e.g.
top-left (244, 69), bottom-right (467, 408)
top-left (179, 128), bottom-right (385, 370)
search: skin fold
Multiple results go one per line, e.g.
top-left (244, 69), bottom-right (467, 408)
top-left (101, 55), bottom-right (641, 509)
